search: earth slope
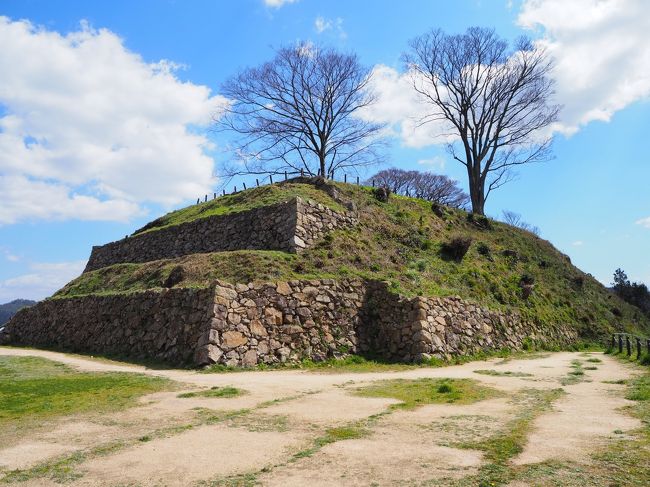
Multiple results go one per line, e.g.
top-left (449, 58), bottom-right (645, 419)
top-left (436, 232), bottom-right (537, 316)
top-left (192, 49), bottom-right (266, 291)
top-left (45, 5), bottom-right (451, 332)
top-left (57, 180), bottom-right (649, 341)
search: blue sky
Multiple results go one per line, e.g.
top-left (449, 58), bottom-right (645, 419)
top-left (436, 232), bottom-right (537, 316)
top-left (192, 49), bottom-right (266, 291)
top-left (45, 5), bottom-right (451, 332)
top-left (0, 0), bottom-right (649, 302)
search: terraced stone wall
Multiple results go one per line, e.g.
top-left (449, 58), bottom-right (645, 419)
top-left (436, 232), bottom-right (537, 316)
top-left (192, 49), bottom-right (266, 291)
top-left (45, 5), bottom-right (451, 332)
top-left (84, 197), bottom-right (357, 272)
top-left (1, 279), bottom-right (577, 367)
top-left (2, 287), bottom-right (216, 365)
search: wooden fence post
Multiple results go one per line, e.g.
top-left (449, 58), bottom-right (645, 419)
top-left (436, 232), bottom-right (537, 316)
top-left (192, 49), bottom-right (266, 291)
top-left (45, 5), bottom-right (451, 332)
top-left (647, 338), bottom-right (650, 356)
top-left (619, 334), bottom-right (623, 354)
top-left (284, 171), bottom-right (287, 181)
top-left (204, 195), bottom-right (207, 202)
top-left (243, 182), bottom-right (246, 190)
top-left (196, 198), bottom-right (200, 205)
top-left (270, 174), bottom-right (273, 184)
top-left (611, 334), bottom-right (616, 351)
top-left (637, 337), bottom-right (642, 359)
top-left (256, 178), bottom-right (259, 187)
top-left (344, 174), bottom-right (347, 183)
top-left (626, 335), bottom-right (631, 356)
top-left (222, 189), bottom-right (226, 196)
top-left (356, 176), bottom-right (360, 185)
top-left (213, 193), bottom-right (216, 200)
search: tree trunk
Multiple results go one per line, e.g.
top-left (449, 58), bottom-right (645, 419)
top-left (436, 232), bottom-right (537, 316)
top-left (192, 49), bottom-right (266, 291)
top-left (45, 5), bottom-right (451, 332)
top-left (319, 154), bottom-right (326, 178)
top-left (467, 165), bottom-right (485, 215)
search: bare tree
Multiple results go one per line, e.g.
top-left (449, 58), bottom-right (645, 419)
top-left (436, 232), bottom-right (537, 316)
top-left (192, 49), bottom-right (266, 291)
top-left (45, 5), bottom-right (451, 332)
top-left (403, 27), bottom-right (561, 215)
top-left (502, 210), bottom-right (540, 236)
top-left (217, 43), bottom-right (385, 180)
top-left (368, 168), bottom-right (469, 209)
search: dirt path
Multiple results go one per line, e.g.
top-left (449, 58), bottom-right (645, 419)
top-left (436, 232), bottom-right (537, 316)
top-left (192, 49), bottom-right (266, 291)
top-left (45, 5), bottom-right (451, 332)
top-left (0, 347), bottom-right (642, 486)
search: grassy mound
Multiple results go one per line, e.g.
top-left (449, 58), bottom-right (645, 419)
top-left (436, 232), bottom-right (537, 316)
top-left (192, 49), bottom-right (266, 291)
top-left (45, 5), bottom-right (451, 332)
top-left (132, 182), bottom-right (344, 235)
top-left (56, 181), bottom-right (650, 340)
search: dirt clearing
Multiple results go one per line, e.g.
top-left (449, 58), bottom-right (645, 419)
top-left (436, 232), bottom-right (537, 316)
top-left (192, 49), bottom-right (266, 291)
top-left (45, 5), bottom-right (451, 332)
top-left (0, 347), bottom-right (644, 486)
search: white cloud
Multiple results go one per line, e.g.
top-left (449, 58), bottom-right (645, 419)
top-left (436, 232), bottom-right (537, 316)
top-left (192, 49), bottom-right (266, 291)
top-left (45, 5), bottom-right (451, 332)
top-left (359, 65), bottom-right (454, 148)
top-left (0, 260), bottom-right (86, 302)
top-left (0, 17), bottom-right (228, 225)
top-left (636, 217), bottom-right (650, 229)
top-left (314, 16), bottom-right (346, 39)
top-left (572, 240), bottom-right (584, 246)
top-left (315, 16), bottom-right (331, 33)
top-left (1, 247), bottom-right (19, 262)
top-left (264, 0), bottom-right (298, 8)
top-left (417, 156), bottom-right (446, 170)
top-left (518, 0), bottom-right (650, 135)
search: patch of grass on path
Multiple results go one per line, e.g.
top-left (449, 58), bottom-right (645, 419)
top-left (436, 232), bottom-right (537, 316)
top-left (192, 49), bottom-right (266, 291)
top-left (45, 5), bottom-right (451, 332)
top-left (0, 356), bottom-right (171, 428)
top-left (560, 360), bottom-right (586, 386)
top-left (510, 367), bottom-right (650, 486)
top-left (177, 386), bottom-right (246, 399)
top-left (453, 388), bottom-right (565, 486)
top-left (473, 369), bottom-right (533, 377)
top-left (354, 378), bottom-right (500, 410)
top-left (292, 425), bottom-right (370, 460)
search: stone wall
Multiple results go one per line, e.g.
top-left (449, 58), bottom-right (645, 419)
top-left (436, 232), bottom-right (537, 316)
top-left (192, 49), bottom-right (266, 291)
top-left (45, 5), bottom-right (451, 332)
top-left (197, 279), bottom-right (366, 366)
top-left (1, 279), bottom-right (578, 367)
top-left (84, 197), bottom-right (357, 272)
top-left (3, 288), bottom-right (215, 365)
top-left (365, 281), bottom-right (577, 362)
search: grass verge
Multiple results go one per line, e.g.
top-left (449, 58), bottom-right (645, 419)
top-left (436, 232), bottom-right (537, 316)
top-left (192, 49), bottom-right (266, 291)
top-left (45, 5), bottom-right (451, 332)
top-left (354, 378), bottom-right (501, 410)
top-left (473, 369), bottom-right (533, 377)
top-left (177, 386), bottom-right (246, 399)
top-left (453, 388), bottom-right (565, 486)
top-left (0, 356), bottom-right (172, 428)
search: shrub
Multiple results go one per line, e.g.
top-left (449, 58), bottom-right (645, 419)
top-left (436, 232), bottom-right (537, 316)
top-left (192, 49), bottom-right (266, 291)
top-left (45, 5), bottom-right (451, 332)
top-left (373, 186), bottom-right (391, 202)
top-left (519, 274), bottom-right (535, 300)
top-left (477, 242), bottom-right (491, 258)
top-left (441, 235), bottom-right (473, 262)
top-left (421, 238), bottom-right (434, 251)
top-left (467, 213), bottom-right (492, 230)
top-left (162, 265), bottom-right (184, 288)
top-left (431, 202), bottom-right (444, 218)
top-left (502, 249), bottom-right (519, 260)
top-left (572, 275), bottom-right (585, 289)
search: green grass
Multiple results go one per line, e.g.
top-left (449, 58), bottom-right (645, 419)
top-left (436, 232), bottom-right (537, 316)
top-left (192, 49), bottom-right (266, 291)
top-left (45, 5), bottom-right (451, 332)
top-left (508, 364), bottom-right (650, 486)
top-left (453, 388), bottom-right (565, 486)
top-left (52, 180), bottom-right (650, 341)
top-left (292, 425), bottom-right (370, 460)
top-left (473, 369), bottom-right (534, 377)
top-left (586, 357), bottom-right (602, 363)
top-left (560, 360), bottom-right (587, 386)
top-left (0, 356), bottom-right (172, 427)
top-left (354, 378), bottom-right (500, 409)
top-left (132, 182), bottom-right (345, 235)
top-left (177, 386), bottom-right (245, 399)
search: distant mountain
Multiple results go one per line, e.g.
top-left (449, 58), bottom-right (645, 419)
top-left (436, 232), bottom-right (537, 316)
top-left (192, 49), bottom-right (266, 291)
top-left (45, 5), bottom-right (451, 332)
top-left (0, 299), bottom-right (37, 326)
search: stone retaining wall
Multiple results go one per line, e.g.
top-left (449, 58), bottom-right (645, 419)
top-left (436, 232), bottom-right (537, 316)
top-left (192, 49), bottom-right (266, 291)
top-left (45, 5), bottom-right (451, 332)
top-left (197, 279), bottom-right (367, 366)
top-left (1, 279), bottom-right (578, 367)
top-left (3, 287), bottom-right (215, 365)
top-left (365, 280), bottom-right (577, 362)
top-left (84, 197), bottom-right (357, 272)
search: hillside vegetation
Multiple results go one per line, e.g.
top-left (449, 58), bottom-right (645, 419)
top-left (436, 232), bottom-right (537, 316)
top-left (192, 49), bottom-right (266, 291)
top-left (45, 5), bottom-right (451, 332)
top-left (56, 181), bottom-right (650, 340)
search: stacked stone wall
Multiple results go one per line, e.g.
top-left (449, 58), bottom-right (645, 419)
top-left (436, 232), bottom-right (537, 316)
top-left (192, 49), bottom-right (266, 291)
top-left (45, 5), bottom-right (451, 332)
top-left (366, 282), bottom-right (577, 362)
top-left (1, 279), bottom-right (578, 367)
top-left (84, 197), bottom-right (357, 272)
top-left (3, 287), bottom-right (215, 365)
top-left (195, 279), bottom-right (366, 366)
